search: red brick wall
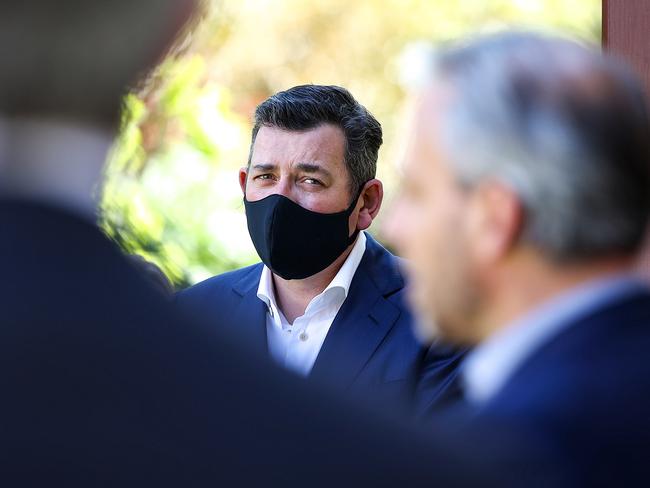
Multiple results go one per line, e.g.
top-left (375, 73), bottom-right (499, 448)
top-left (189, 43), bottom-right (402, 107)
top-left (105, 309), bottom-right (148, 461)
top-left (603, 0), bottom-right (650, 276)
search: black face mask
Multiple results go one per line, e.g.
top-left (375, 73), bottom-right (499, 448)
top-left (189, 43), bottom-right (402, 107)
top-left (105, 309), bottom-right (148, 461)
top-left (244, 193), bottom-right (360, 280)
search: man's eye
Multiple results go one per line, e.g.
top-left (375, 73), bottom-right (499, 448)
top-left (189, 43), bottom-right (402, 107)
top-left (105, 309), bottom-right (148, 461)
top-left (304, 178), bottom-right (323, 186)
top-left (255, 174), bottom-right (274, 181)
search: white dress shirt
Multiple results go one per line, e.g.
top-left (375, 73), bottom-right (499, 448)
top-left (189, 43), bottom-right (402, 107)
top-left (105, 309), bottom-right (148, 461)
top-left (257, 231), bottom-right (367, 376)
top-left (462, 273), bottom-right (647, 405)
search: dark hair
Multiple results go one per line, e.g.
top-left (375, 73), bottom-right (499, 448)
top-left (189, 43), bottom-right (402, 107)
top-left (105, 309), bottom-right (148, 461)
top-left (249, 84), bottom-right (383, 198)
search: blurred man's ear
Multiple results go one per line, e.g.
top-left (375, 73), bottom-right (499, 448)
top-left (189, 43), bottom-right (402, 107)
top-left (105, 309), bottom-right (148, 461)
top-left (466, 181), bottom-right (524, 266)
top-left (356, 179), bottom-right (383, 231)
top-left (239, 167), bottom-right (248, 196)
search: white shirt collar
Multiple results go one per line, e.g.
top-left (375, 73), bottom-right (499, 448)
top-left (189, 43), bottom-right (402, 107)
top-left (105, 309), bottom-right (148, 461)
top-left (462, 273), bottom-right (648, 405)
top-left (0, 116), bottom-right (113, 220)
top-left (257, 231), bottom-right (367, 323)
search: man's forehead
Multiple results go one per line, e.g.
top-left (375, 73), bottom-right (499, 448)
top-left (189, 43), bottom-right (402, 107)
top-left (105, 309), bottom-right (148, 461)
top-left (252, 124), bottom-right (346, 166)
top-left (255, 124), bottom-right (344, 144)
top-left (400, 84), bottom-right (453, 170)
top-left (408, 85), bottom-right (450, 149)
top-left (415, 81), bottom-right (455, 129)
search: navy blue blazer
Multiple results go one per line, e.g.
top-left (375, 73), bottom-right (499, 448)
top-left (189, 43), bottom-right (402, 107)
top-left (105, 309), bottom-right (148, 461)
top-left (0, 199), bottom-right (497, 486)
top-left (472, 288), bottom-right (650, 485)
top-left (178, 233), bottom-right (466, 412)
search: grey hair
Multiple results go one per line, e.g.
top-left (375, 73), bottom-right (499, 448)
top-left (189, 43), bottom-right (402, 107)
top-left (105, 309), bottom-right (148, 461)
top-left (431, 31), bottom-right (650, 261)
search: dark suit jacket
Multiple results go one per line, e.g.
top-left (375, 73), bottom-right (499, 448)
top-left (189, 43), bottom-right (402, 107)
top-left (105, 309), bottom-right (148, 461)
top-left (177, 233), bottom-right (466, 412)
top-left (0, 199), bottom-right (494, 486)
top-left (473, 288), bottom-right (650, 486)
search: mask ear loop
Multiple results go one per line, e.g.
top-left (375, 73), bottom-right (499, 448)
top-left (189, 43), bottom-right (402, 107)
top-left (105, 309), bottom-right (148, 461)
top-left (346, 182), bottom-right (367, 214)
top-left (345, 182), bottom-right (368, 243)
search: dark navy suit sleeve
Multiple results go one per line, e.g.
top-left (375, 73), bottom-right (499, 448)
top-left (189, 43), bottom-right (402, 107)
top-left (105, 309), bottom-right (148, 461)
top-left (413, 343), bottom-right (470, 417)
top-left (175, 265), bottom-right (257, 323)
top-left (175, 264), bottom-right (269, 354)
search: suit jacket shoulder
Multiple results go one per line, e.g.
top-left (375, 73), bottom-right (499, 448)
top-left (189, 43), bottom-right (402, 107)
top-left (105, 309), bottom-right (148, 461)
top-left (177, 263), bottom-right (262, 302)
top-left (481, 290), bottom-right (650, 485)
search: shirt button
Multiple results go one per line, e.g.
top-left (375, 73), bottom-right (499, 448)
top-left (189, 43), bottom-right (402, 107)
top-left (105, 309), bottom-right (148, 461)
top-left (299, 331), bottom-right (309, 342)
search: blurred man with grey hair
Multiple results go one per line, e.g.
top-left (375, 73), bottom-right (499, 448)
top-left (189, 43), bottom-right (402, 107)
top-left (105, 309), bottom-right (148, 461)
top-left (387, 31), bottom-right (650, 484)
top-left (0, 1), bottom-right (506, 486)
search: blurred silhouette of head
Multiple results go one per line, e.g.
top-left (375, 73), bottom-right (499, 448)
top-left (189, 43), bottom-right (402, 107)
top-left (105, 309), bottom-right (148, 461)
top-left (127, 254), bottom-right (175, 297)
top-left (0, 0), bottom-right (198, 129)
top-left (386, 31), bottom-right (650, 344)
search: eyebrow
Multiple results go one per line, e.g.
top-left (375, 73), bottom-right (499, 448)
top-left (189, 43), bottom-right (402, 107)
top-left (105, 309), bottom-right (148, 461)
top-left (250, 162), bottom-right (333, 179)
top-left (250, 163), bottom-right (277, 172)
top-left (295, 163), bottom-right (332, 179)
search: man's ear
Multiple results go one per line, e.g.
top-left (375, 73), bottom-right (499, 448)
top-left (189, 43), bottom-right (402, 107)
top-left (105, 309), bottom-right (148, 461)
top-left (467, 181), bottom-right (524, 265)
top-left (239, 167), bottom-right (248, 196)
top-left (355, 179), bottom-right (384, 231)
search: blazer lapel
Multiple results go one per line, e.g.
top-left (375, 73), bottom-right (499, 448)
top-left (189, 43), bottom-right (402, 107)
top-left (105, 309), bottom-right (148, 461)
top-left (230, 266), bottom-right (269, 355)
top-left (310, 235), bottom-right (404, 390)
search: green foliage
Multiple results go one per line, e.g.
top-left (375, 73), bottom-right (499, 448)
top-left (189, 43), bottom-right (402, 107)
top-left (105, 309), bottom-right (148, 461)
top-left (101, 0), bottom-right (601, 288)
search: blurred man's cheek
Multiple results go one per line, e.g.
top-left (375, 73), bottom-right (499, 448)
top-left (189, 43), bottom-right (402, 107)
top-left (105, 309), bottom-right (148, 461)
top-left (383, 198), bottom-right (409, 251)
top-left (407, 270), bottom-right (443, 343)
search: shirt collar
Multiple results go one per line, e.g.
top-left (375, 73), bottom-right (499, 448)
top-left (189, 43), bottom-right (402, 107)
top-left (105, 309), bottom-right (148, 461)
top-left (257, 231), bottom-right (367, 320)
top-left (323, 230), bottom-right (367, 298)
top-left (257, 262), bottom-right (280, 320)
top-left (462, 273), bottom-right (648, 405)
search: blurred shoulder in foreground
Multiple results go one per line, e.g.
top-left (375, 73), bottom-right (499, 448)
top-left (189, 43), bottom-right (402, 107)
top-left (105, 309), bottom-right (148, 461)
top-left (0, 1), bottom-right (507, 486)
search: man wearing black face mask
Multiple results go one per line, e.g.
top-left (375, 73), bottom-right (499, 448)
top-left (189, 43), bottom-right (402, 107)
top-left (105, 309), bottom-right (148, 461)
top-left (177, 84), bottom-right (466, 413)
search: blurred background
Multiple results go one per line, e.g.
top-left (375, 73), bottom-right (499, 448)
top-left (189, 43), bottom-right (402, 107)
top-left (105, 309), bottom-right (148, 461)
top-left (100, 0), bottom-right (601, 288)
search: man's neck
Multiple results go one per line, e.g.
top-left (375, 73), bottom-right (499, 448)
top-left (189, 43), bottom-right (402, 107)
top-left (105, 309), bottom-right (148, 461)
top-left (475, 256), bottom-right (639, 342)
top-left (0, 115), bottom-right (114, 220)
top-left (272, 240), bottom-right (356, 324)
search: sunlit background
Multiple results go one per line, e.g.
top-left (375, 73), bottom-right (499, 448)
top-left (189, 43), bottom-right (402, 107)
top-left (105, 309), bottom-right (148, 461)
top-left (100, 0), bottom-right (601, 288)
